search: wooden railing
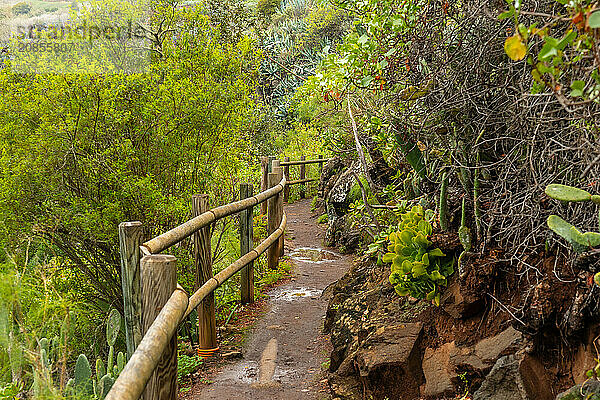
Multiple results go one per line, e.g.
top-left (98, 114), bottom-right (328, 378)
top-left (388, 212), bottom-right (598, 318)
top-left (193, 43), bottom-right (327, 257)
top-left (107, 156), bottom-right (329, 400)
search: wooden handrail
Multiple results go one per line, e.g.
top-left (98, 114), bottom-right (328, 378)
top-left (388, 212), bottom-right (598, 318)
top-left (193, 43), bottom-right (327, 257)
top-left (280, 157), bottom-right (331, 166)
top-left (288, 177), bottom-right (318, 186)
top-left (113, 155), bottom-right (316, 400)
top-left (143, 177), bottom-right (286, 254)
top-left (184, 213), bottom-right (287, 318)
top-left (107, 214), bottom-right (287, 400)
top-left (106, 286), bottom-right (189, 400)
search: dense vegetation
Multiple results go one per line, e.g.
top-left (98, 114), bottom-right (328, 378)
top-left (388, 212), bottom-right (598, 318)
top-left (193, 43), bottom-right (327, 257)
top-left (1, 0), bottom-right (599, 397)
top-left (299, 0), bottom-right (600, 300)
top-left (0, 0), bottom-right (326, 396)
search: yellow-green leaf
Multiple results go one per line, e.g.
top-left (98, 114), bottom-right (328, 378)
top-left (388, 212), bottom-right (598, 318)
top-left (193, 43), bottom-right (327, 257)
top-left (382, 252), bottom-right (395, 263)
top-left (504, 35), bottom-right (527, 61)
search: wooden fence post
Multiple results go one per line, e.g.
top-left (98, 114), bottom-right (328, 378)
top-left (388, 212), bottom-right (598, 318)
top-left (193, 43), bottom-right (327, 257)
top-left (273, 165), bottom-right (285, 257)
top-left (267, 172), bottom-right (280, 270)
top-left (141, 254), bottom-right (178, 400)
top-left (192, 195), bottom-right (218, 354)
top-left (268, 156), bottom-right (276, 174)
top-left (318, 154), bottom-right (324, 172)
top-left (260, 157), bottom-right (268, 215)
top-left (240, 183), bottom-right (254, 304)
top-left (283, 156), bottom-right (290, 203)
top-left (299, 155), bottom-right (306, 199)
top-left (119, 221), bottom-right (144, 360)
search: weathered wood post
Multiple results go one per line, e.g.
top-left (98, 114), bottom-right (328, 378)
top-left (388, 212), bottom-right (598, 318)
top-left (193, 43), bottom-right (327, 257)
top-left (260, 157), bottom-right (269, 215)
top-left (273, 164), bottom-right (285, 257)
top-left (192, 195), bottom-right (218, 355)
top-left (119, 221), bottom-right (144, 360)
top-left (141, 254), bottom-right (178, 400)
top-left (267, 171), bottom-right (280, 270)
top-left (240, 183), bottom-right (254, 304)
top-left (318, 155), bottom-right (325, 197)
top-left (283, 156), bottom-right (290, 203)
top-left (268, 156), bottom-right (276, 173)
top-left (299, 155), bottom-right (306, 199)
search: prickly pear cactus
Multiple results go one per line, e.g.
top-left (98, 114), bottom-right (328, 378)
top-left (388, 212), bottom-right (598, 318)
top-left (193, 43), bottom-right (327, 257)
top-left (547, 215), bottom-right (600, 252)
top-left (96, 358), bottom-right (106, 379)
top-left (64, 378), bottom-right (74, 395)
top-left (97, 374), bottom-right (115, 400)
top-left (116, 352), bottom-right (125, 376)
top-left (545, 184), bottom-right (591, 202)
top-left (107, 346), bottom-right (114, 377)
top-left (545, 183), bottom-right (600, 253)
top-left (106, 309), bottom-right (121, 347)
top-left (74, 354), bottom-right (93, 394)
top-left (39, 338), bottom-right (52, 371)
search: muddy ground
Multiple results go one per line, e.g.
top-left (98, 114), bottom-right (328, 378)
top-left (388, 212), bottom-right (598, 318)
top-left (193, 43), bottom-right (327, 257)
top-left (182, 198), bottom-right (352, 400)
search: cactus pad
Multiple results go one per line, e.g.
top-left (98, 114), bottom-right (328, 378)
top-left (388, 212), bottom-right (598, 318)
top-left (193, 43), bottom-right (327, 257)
top-left (106, 309), bottom-right (121, 347)
top-left (547, 215), bottom-right (593, 252)
top-left (74, 354), bottom-right (92, 394)
top-left (98, 374), bottom-right (115, 399)
top-left (545, 184), bottom-right (591, 202)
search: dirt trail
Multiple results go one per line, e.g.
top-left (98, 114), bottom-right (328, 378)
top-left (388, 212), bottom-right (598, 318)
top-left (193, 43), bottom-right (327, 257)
top-left (199, 199), bottom-right (351, 400)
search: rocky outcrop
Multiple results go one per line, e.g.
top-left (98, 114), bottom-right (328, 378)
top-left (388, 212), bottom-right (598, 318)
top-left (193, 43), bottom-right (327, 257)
top-left (440, 277), bottom-right (484, 319)
top-left (318, 156), bottom-right (349, 201)
top-left (317, 158), bottom-right (600, 399)
top-left (324, 214), bottom-right (361, 252)
top-left (421, 327), bottom-right (525, 398)
top-left (556, 380), bottom-right (600, 399)
top-left (317, 154), bottom-right (393, 252)
top-left (355, 323), bottom-right (424, 400)
top-left (472, 354), bottom-right (553, 400)
top-left (421, 342), bottom-right (455, 397)
top-left (328, 323), bottom-right (425, 400)
top-left (322, 248), bottom-right (598, 400)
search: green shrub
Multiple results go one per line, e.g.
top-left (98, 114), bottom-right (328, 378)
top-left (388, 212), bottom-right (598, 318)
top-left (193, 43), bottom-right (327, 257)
top-left (177, 354), bottom-right (203, 383)
top-left (257, 0), bottom-right (280, 19)
top-left (317, 214), bottom-right (328, 224)
top-left (383, 205), bottom-right (454, 305)
top-left (11, 2), bottom-right (31, 15)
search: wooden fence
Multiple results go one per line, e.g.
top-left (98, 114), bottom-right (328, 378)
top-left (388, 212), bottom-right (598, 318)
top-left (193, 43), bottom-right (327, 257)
top-left (106, 156), bottom-right (329, 400)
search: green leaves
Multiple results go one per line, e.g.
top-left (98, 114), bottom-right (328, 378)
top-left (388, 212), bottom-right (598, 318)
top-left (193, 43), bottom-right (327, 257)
top-left (594, 272), bottom-right (600, 287)
top-left (570, 80), bottom-right (585, 97)
top-left (0, 4), bottom-right (261, 310)
top-left (538, 41), bottom-right (558, 61)
top-left (383, 205), bottom-right (454, 304)
top-left (395, 134), bottom-right (427, 179)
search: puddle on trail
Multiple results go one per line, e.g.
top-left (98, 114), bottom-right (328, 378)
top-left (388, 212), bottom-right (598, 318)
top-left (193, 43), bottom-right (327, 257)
top-left (224, 361), bottom-right (258, 384)
top-left (271, 287), bottom-right (322, 302)
top-left (289, 247), bottom-right (340, 263)
top-left (220, 361), bottom-right (298, 384)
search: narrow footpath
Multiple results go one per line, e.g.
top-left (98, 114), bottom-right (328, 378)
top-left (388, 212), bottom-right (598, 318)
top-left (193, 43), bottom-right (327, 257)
top-left (199, 198), bottom-right (351, 400)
